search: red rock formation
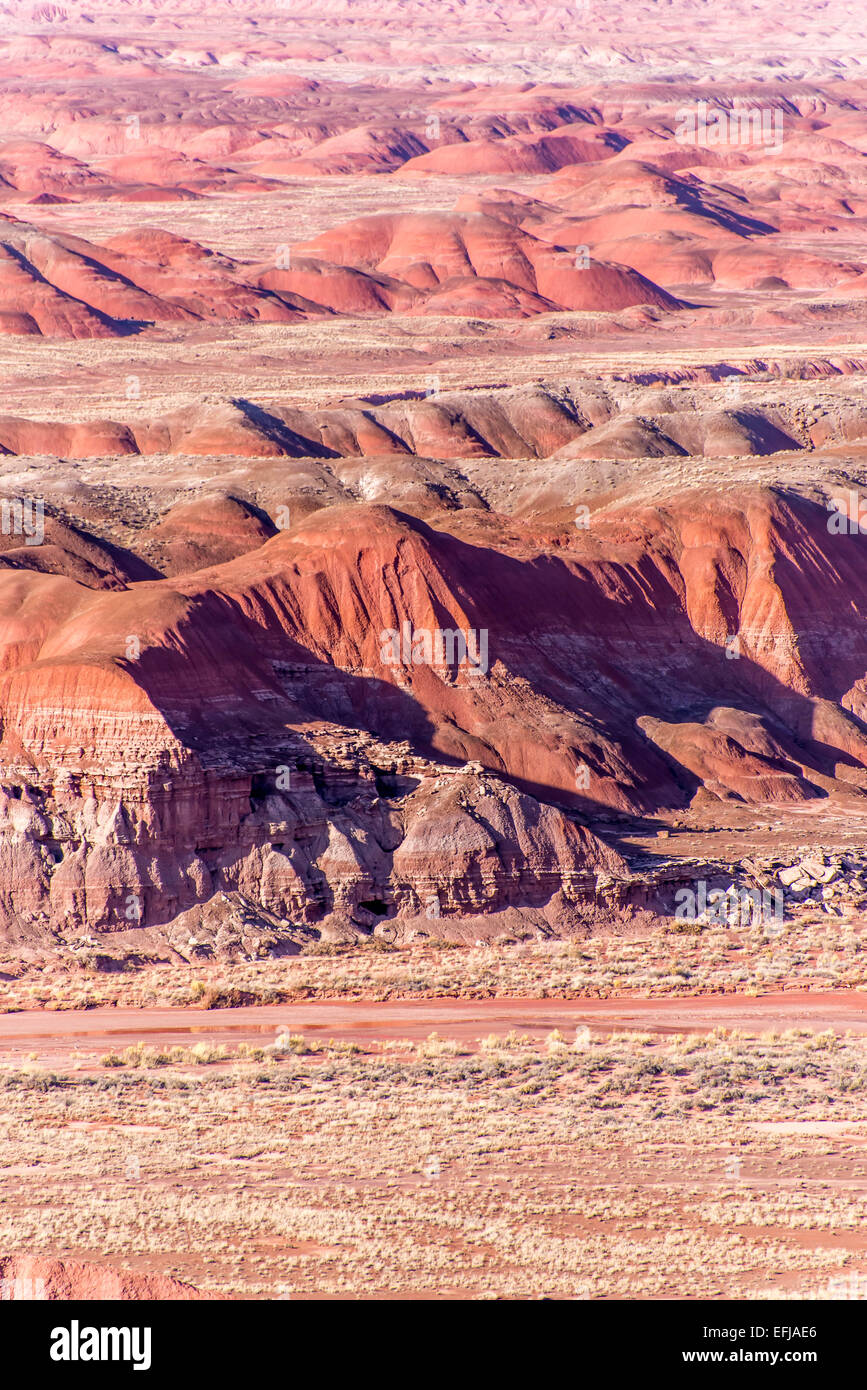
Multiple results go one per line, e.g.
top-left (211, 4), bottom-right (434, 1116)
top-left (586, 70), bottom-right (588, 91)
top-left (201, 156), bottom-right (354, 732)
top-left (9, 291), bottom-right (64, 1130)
top-left (0, 486), bottom-right (864, 943)
top-left (2, 0), bottom-right (867, 950)
top-left (0, 216), bottom-right (309, 336)
top-left (293, 211), bottom-right (681, 315)
top-left (0, 1253), bottom-right (205, 1300)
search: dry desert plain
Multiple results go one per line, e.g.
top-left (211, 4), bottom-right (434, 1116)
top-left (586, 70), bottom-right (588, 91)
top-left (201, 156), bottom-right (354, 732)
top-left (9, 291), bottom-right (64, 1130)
top-left (4, 0), bottom-right (867, 1303)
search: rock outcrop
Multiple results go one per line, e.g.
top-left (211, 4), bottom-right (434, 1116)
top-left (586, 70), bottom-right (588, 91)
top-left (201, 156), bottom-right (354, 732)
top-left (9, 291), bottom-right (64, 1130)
top-left (0, 485), bottom-right (866, 946)
top-left (0, 1253), bottom-right (205, 1300)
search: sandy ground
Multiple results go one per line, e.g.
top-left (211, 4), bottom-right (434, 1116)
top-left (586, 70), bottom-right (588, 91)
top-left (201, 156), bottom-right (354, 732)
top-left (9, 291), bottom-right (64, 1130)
top-left (4, 1009), bottom-right (867, 1300)
top-left (2, 990), bottom-right (867, 1070)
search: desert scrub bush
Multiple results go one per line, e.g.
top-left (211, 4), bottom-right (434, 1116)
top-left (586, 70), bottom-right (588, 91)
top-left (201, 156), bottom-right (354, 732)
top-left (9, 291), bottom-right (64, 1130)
top-left (607, 1031), bottom-right (655, 1048)
top-left (3, 1071), bottom-right (69, 1091)
top-left (417, 1032), bottom-right (460, 1058)
top-left (324, 1038), bottom-right (362, 1055)
top-left (190, 1042), bottom-right (229, 1065)
top-left (479, 1030), bottom-right (530, 1052)
top-left (257, 986), bottom-right (297, 1005)
top-left (193, 986), bottom-right (259, 1009)
top-left (565, 943), bottom-right (595, 959)
top-left (300, 941), bottom-right (354, 957)
top-left (272, 1033), bottom-right (319, 1056)
top-left (102, 1042), bottom-right (218, 1068)
top-left (604, 1061), bottom-right (664, 1095)
top-left (835, 1068), bottom-right (867, 1093)
top-left (479, 1032), bottom-right (530, 1053)
top-left (546, 1029), bottom-right (570, 1055)
top-left (115, 1042), bottom-right (175, 1068)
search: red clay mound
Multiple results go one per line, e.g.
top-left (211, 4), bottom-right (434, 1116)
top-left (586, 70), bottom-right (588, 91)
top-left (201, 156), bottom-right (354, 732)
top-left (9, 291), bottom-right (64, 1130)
top-left (637, 715), bottom-right (817, 803)
top-left (710, 245), bottom-right (860, 291)
top-left (256, 257), bottom-right (402, 313)
top-left (0, 216), bottom-right (311, 334)
top-left (554, 415), bottom-right (687, 460)
top-left (0, 1254), bottom-right (206, 1300)
top-left (294, 211), bottom-right (680, 314)
top-left (0, 382), bottom-right (812, 465)
top-left (584, 235), bottom-right (717, 286)
top-left (0, 139), bottom-right (109, 198)
top-left (132, 400), bottom-right (306, 458)
top-left (533, 254), bottom-right (682, 312)
top-left (269, 124), bottom-right (429, 176)
top-left (94, 228), bottom-right (305, 324)
top-left (0, 414), bottom-right (138, 456)
top-left (399, 126), bottom-right (625, 176)
top-left (16, 229), bottom-right (185, 325)
top-left (109, 185), bottom-right (202, 203)
top-left (658, 408), bottom-right (802, 457)
top-left (0, 242), bottom-right (116, 339)
top-left (19, 495), bottom-right (867, 799)
top-left (143, 493), bottom-right (278, 575)
top-left (98, 146), bottom-right (280, 196)
top-left (407, 275), bottom-right (558, 318)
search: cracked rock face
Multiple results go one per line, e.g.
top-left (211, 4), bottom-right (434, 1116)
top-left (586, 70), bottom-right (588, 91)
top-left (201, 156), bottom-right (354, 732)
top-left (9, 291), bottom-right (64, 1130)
top-left (0, 745), bottom-right (626, 949)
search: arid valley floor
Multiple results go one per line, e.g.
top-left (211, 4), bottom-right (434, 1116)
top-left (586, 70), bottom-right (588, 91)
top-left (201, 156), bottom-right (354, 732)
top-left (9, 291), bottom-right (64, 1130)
top-left (3, 0), bottom-right (867, 1303)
